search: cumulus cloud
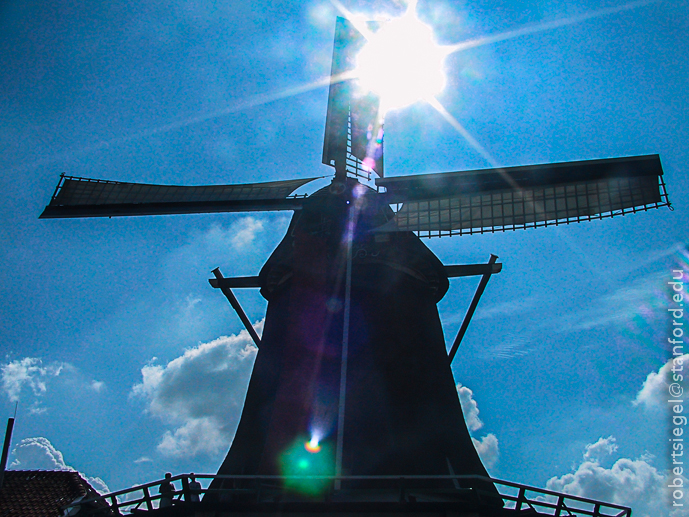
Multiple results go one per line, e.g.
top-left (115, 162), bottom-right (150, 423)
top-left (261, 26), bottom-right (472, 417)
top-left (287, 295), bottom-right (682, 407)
top-left (10, 437), bottom-right (69, 471)
top-left (157, 416), bottom-right (228, 457)
top-left (457, 383), bottom-right (499, 470)
top-left (547, 436), bottom-right (678, 517)
top-left (583, 436), bottom-right (618, 463)
top-left (457, 383), bottom-right (483, 432)
top-left (10, 437), bottom-right (110, 494)
top-left (230, 217), bottom-right (264, 248)
top-left (168, 217), bottom-right (267, 270)
top-left (132, 325), bottom-right (261, 457)
top-left (1, 358), bottom-right (65, 403)
top-left (472, 434), bottom-right (499, 469)
top-left (634, 354), bottom-right (689, 410)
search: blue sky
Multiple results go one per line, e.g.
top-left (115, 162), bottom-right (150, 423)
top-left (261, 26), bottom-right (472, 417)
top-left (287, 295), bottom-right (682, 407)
top-left (1, 0), bottom-right (688, 515)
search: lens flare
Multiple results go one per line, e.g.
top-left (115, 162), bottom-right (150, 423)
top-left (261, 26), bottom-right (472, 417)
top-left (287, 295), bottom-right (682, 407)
top-left (355, 8), bottom-right (449, 112)
top-left (279, 435), bottom-right (334, 496)
top-left (305, 437), bottom-right (322, 453)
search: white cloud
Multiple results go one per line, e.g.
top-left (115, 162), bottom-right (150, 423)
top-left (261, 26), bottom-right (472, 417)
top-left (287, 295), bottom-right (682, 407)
top-left (547, 437), bottom-right (679, 517)
top-left (583, 436), bottom-right (618, 463)
top-left (457, 383), bottom-right (499, 470)
top-left (10, 437), bottom-right (69, 471)
top-left (457, 383), bottom-right (483, 432)
top-left (479, 334), bottom-right (533, 360)
top-left (634, 354), bottom-right (689, 410)
top-left (474, 296), bottom-right (539, 321)
top-left (472, 434), bottom-right (499, 469)
top-left (230, 217), bottom-right (264, 249)
top-left (1, 358), bottom-right (65, 403)
top-left (167, 218), bottom-right (267, 271)
top-left (132, 324), bottom-right (261, 457)
top-left (157, 416), bottom-right (227, 457)
top-left (547, 458), bottom-right (667, 517)
top-left (10, 437), bottom-right (110, 494)
top-left (88, 477), bottom-right (113, 495)
top-left (90, 380), bottom-right (105, 392)
top-left (28, 403), bottom-right (48, 415)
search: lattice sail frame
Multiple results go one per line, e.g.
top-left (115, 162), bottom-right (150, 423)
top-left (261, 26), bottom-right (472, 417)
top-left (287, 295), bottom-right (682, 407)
top-left (40, 175), bottom-right (315, 218)
top-left (377, 156), bottom-right (670, 238)
top-left (344, 112), bottom-right (376, 182)
top-left (322, 17), bottom-right (384, 181)
top-left (51, 175), bottom-right (312, 205)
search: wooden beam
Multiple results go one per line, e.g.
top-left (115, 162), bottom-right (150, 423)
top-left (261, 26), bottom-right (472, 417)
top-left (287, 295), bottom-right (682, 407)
top-left (448, 255), bottom-right (499, 363)
top-left (211, 268), bottom-right (261, 348)
top-left (209, 276), bottom-right (261, 288)
top-left (445, 263), bottom-right (502, 278)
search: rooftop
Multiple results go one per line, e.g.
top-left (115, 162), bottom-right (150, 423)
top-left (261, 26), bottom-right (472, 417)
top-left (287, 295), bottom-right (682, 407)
top-left (0, 470), bottom-right (110, 517)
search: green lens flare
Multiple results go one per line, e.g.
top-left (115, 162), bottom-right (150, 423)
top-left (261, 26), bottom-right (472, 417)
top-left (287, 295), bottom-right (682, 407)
top-left (278, 435), bottom-right (334, 497)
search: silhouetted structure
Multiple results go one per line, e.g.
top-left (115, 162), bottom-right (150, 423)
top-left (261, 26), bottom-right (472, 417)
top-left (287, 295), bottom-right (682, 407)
top-left (0, 471), bottom-right (110, 517)
top-left (159, 473), bottom-right (176, 508)
top-left (40, 15), bottom-right (669, 516)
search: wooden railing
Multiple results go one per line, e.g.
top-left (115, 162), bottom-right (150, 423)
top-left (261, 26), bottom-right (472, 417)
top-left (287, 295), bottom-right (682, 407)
top-left (73, 474), bottom-right (631, 517)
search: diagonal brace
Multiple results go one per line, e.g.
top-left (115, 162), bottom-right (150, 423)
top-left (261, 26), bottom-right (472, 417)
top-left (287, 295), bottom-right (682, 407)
top-left (448, 254), bottom-right (499, 364)
top-left (211, 268), bottom-right (261, 348)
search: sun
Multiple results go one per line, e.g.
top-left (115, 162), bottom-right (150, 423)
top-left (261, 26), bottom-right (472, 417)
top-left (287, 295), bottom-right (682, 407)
top-left (354, 5), bottom-right (449, 113)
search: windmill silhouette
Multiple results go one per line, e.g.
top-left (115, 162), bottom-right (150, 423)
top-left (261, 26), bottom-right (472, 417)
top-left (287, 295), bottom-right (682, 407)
top-left (41, 15), bottom-right (669, 512)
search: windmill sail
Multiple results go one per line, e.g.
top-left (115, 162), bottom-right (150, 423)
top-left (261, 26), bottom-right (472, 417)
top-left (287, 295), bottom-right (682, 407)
top-left (322, 17), bottom-right (383, 179)
top-left (39, 175), bottom-right (316, 218)
top-left (377, 154), bottom-right (669, 236)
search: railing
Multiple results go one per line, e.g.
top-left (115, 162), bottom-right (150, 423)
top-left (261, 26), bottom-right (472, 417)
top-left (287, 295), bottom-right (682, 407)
top-left (74, 474), bottom-right (631, 517)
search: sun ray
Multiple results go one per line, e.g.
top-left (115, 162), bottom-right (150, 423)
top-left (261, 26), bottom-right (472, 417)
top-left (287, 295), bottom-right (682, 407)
top-left (446, 0), bottom-right (657, 55)
top-left (16, 0), bottom-right (660, 178)
top-left (426, 97), bottom-right (499, 169)
top-left (9, 72), bottom-right (357, 174)
top-left (329, 0), bottom-right (377, 41)
top-left (127, 72), bottom-right (353, 141)
top-left (423, 0), bottom-right (656, 223)
top-left (105, 0), bottom-right (657, 160)
top-left (427, 96), bottom-right (551, 219)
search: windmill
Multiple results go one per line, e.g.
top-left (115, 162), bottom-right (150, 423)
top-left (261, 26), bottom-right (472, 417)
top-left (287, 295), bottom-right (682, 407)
top-left (41, 13), bottom-right (669, 514)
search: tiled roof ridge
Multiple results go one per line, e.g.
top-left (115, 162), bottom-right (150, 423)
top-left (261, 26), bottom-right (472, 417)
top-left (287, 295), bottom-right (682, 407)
top-left (6, 469), bottom-right (104, 493)
top-left (6, 470), bottom-right (88, 490)
top-left (0, 469), bottom-right (109, 517)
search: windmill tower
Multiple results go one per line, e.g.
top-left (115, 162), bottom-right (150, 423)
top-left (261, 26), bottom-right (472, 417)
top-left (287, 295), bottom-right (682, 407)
top-left (41, 13), bottom-right (669, 516)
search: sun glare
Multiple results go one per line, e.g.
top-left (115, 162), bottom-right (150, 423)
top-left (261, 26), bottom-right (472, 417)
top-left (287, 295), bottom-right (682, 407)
top-left (305, 437), bottom-right (322, 453)
top-left (355, 7), bottom-right (449, 112)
